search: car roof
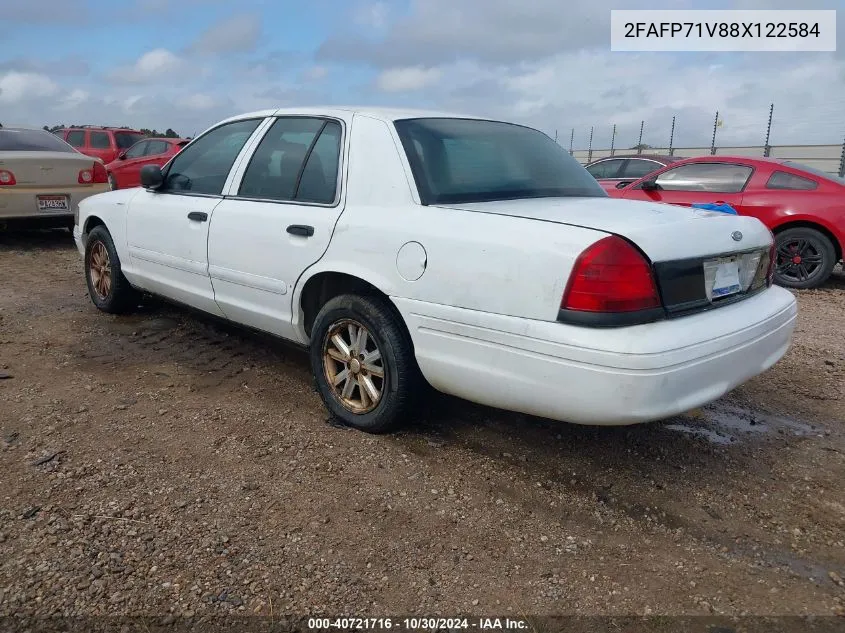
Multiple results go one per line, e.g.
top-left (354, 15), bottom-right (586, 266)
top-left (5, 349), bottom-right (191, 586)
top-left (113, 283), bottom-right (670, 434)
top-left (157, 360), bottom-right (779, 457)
top-left (216, 106), bottom-right (489, 126)
top-left (587, 153), bottom-right (679, 164)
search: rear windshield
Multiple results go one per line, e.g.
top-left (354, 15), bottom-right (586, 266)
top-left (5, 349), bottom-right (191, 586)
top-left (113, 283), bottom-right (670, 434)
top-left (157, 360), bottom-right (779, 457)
top-left (0, 128), bottom-right (76, 152)
top-left (781, 161), bottom-right (845, 185)
top-left (115, 132), bottom-right (145, 149)
top-left (395, 118), bottom-right (606, 205)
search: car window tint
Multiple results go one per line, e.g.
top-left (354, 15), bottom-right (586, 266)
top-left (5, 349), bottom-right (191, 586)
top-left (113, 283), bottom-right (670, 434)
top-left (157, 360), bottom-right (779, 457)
top-left (395, 118), bottom-right (605, 204)
top-left (114, 132), bottom-right (145, 150)
top-left (654, 163), bottom-right (752, 193)
top-left (238, 117), bottom-right (325, 201)
top-left (766, 170), bottom-right (818, 190)
top-left (90, 131), bottom-right (111, 149)
top-left (66, 130), bottom-right (85, 147)
top-left (124, 141), bottom-right (148, 159)
top-left (622, 159), bottom-right (662, 179)
top-left (586, 159), bottom-right (625, 179)
top-left (0, 129), bottom-right (76, 152)
top-left (295, 120), bottom-right (342, 203)
top-left (162, 119), bottom-right (262, 195)
top-left (146, 140), bottom-right (170, 156)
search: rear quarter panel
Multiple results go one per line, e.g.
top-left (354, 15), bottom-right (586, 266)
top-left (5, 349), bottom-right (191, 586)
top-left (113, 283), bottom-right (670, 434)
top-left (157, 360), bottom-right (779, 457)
top-left (291, 113), bottom-right (605, 338)
top-left (78, 188), bottom-right (139, 265)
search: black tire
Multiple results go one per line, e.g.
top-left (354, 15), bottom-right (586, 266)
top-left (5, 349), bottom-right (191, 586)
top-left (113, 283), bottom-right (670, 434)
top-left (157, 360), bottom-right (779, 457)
top-left (773, 227), bottom-right (837, 290)
top-left (310, 294), bottom-right (420, 433)
top-left (84, 225), bottom-right (138, 313)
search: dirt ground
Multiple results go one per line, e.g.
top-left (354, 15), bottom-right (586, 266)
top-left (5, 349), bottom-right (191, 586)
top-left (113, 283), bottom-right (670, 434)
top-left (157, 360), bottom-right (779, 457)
top-left (1, 230), bottom-right (844, 627)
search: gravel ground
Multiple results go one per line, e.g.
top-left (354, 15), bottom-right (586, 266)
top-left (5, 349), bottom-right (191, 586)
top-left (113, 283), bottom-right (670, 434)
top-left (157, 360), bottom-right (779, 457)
top-left (1, 230), bottom-right (844, 629)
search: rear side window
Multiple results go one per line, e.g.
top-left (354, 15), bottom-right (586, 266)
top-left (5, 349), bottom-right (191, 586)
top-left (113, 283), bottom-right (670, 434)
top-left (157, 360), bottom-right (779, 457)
top-left (766, 171), bottom-right (818, 191)
top-left (115, 132), bottom-right (145, 150)
top-left (66, 130), bottom-right (85, 147)
top-left (90, 131), bottom-right (111, 149)
top-left (0, 129), bottom-right (76, 152)
top-left (622, 159), bottom-right (663, 179)
top-left (238, 117), bottom-right (340, 203)
top-left (654, 163), bottom-right (753, 193)
top-left (586, 159), bottom-right (625, 179)
top-left (146, 140), bottom-right (170, 156)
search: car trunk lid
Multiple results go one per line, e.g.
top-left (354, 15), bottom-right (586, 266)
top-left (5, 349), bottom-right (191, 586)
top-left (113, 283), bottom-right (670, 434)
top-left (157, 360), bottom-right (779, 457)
top-left (0, 151), bottom-right (97, 188)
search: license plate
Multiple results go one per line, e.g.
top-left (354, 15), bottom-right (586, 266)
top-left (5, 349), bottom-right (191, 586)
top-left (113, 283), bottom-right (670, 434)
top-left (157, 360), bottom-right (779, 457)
top-left (707, 257), bottom-right (742, 299)
top-left (37, 195), bottom-right (69, 212)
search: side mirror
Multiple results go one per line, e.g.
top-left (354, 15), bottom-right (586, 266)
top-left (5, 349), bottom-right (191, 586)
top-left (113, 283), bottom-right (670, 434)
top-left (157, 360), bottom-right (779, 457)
top-left (140, 164), bottom-right (164, 190)
top-left (640, 179), bottom-right (660, 191)
top-left (616, 180), bottom-right (635, 189)
top-left (118, 152), bottom-right (127, 160)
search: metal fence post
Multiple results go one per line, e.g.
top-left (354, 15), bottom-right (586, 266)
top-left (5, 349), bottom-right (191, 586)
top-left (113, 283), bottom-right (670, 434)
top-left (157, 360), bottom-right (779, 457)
top-left (569, 128), bottom-right (574, 155)
top-left (839, 135), bottom-right (845, 178)
top-left (610, 124), bottom-right (616, 156)
top-left (764, 103), bottom-right (774, 157)
top-left (587, 126), bottom-right (594, 162)
top-left (710, 110), bottom-right (719, 155)
top-left (637, 121), bottom-right (644, 154)
top-left (668, 116), bottom-right (676, 156)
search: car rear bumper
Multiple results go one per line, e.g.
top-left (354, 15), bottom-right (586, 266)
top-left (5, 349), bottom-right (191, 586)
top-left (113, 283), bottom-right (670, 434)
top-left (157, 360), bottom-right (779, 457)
top-left (393, 286), bottom-right (797, 426)
top-left (0, 184), bottom-right (108, 220)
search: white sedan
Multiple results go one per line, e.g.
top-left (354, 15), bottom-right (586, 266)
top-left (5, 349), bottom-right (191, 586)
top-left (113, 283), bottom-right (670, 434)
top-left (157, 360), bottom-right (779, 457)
top-left (73, 107), bottom-right (797, 433)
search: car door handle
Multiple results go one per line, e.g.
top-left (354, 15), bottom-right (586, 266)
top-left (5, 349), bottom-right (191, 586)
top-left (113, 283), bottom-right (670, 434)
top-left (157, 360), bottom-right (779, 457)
top-left (287, 224), bottom-right (314, 237)
top-left (187, 212), bottom-right (208, 222)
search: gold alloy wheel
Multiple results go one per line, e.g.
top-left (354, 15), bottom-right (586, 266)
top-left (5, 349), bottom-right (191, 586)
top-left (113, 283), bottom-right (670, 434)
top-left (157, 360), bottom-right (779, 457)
top-left (89, 241), bottom-right (112, 300)
top-left (322, 319), bottom-right (385, 414)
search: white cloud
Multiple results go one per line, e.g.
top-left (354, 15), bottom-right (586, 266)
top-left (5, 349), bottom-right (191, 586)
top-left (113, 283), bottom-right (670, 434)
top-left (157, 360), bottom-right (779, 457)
top-left (190, 13), bottom-right (261, 54)
top-left (111, 49), bottom-right (187, 84)
top-left (355, 1), bottom-right (390, 29)
top-left (176, 93), bottom-right (218, 110)
top-left (376, 66), bottom-right (441, 92)
top-left (302, 65), bottom-right (329, 82)
top-left (57, 89), bottom-right (89, 110)
top-left (0, 71), bottom-right (59, 103)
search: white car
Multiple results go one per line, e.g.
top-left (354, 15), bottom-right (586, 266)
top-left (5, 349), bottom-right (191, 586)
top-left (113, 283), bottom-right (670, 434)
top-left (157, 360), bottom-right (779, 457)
top-left (73, 107), bottom-right (797, 433)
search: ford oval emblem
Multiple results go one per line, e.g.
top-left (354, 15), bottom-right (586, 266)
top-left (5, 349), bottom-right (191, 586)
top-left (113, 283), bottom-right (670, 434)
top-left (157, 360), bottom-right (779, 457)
top-left (731, 231), bottom-right (743, 242)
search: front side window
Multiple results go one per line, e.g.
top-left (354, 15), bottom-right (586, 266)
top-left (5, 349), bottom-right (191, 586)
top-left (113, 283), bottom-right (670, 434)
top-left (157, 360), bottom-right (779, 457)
top-left (0, 129), bottom-right (76, 152)
top-left (622, 159), bottom-right (663, 179)
top-left (90, 131), bottom-right (111, 149)
top-left (124, 141), bottom-right (149, 159)
top-left (395, 118), bottom-right (606, 205)
top-left (66, 130), bottom-right (85, 147)
top-left (766, 170), bottom-right (818, 191)
top-left (653, 163), bottom-right (753, 193)
top-left (238, 117), bottom-right (341, 203)
top-left (162, 119), bottom-right (261, 195)
top-left (586, 159), bottom-right (625, 179)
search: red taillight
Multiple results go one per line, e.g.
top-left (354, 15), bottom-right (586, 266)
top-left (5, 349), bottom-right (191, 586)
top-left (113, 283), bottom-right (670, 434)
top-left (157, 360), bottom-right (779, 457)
top-left (562, 235), bottom-right (661, 313)
top-left (766, 239), bottom-right (776, 287)
top-left (79, 162), bottom-right (108, 184)
top-left (0, 169), bottom-right (16, 186)
top-left (92, 161), bottom-right (108, 184)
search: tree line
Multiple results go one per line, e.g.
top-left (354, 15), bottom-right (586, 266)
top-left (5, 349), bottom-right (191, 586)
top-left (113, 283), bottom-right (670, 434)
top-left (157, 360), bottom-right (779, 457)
top-left (41, 125), bottom-right (182, 138)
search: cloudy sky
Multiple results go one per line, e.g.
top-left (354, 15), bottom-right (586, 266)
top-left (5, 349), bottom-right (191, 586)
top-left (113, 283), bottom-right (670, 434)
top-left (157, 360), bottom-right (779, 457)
top-left (1, 0), bottom-right (842, 149)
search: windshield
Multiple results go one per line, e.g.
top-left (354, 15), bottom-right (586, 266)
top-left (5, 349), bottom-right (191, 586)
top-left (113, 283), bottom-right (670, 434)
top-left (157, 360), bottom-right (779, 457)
top-left (0, 128), bottom-right (76, 153)
top-left (115, 132), bottom-right (145, 149)
top-left (782, 161), bottom-right (845, 185)
top-left (395, 118), bottom-right (606, 205)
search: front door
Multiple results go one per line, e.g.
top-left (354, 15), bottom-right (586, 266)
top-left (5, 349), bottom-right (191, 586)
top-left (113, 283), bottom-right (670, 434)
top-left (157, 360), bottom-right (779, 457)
top-left (621, 161), bottom-right (752, 211)
top-left (207, 116), bottom-right (347, 340)
top-left (125, 117), bottom-right (265, 316)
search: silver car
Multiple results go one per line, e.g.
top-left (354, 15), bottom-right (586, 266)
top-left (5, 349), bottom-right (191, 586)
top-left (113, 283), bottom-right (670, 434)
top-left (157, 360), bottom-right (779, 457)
top-left (0, 126), bottom-right (109, 229)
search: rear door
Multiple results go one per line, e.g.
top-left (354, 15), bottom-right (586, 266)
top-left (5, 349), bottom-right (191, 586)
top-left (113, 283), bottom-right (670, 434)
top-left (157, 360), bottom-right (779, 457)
top-left (88, 130), bottom-right (113, 163)
top-left (207, 115), bottom-right (346, 339)
top-left (620, 161), bottom-right (751, 211)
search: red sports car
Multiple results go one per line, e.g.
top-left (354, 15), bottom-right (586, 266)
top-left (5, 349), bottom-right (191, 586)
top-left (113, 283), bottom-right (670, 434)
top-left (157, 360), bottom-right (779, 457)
top-left (610, 155), bottom-right (845, 289)
top-left (105, 137), bottom-right (189, 190)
